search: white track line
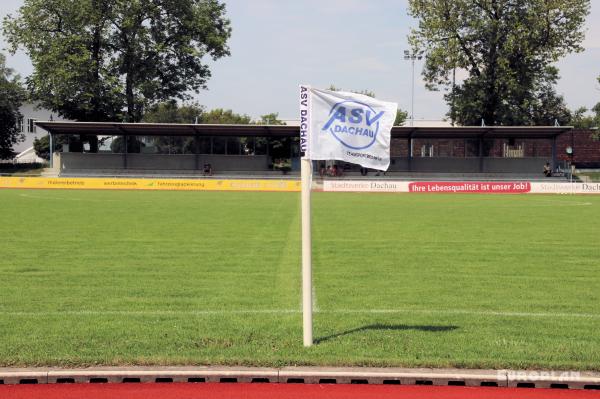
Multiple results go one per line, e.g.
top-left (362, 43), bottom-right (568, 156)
top-left (1, 308), bottom-right (599, 319)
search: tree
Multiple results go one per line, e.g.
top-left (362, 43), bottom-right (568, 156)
top-left (141, 101), bottom-right (205, 154)
top-left (255, 113), bottom-right (291, 164)
top-left (394, 109), bottom-right (408, 126)
top-left (110, 136), bottom-right (145, 153)
top-left (258, 112), bottom-right (285, 125)
top-left (572, 104), bottom-right (600, 129)
top-left (529, 80), bottom-right (571, 126)
top-left (33, 135), bottom-right (50, 160)
top-left (0, 53), bottom-right (26, 160)
top-left (408, 0), bottom-right (590, 126)
top-left (569, 75), bottom-right (600, 130)
top-left (142, 101), bottom-right (204, 124)
top-left (327, 85), bottom-right (376, 99)
top-left (3, 0), bottom-right (231, 122)
top-left (200, 108), bottom-right (252, 124)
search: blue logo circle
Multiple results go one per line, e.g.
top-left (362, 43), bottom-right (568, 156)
top-left (321, 100), bottom-right (384, 150)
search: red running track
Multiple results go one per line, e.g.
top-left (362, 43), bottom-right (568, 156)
top-left (2, 383), bottom-right (600, 399)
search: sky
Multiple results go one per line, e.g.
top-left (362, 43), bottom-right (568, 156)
top-left (1, 0), bottom-right (599, 121)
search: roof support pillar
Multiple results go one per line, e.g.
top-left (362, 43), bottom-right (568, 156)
top-left (408, 136), bottom-right (413, 172)
top-left (478, 136), bottom-right (484, 173)
top-left (124, 135), bottom-right (128, 169)
top-left (195, 135), bottom-right (200, 170)
top-left (551, 136), bottom-right (557, 172)
top-left (49, 133), bottom-right (54, 168)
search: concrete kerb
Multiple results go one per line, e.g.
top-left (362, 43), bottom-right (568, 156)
top-left (0, 369), bottom-right (48, 385)
top-left (45, 367), bottom-right (279, 384)
top-left (504, 369), bottom-right (600, 389)
top-left (1, 367), bottom-right (600, 390)
top-left (278, 367), bottom-right (506, 387)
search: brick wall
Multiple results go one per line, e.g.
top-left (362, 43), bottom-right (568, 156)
top-left (388, 130), bottom-right (600, 167)
top-left (556, 129), bottom-right (600, 166)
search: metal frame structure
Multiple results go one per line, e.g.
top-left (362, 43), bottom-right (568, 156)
top-left (37, 122), bottom-right (572, 173)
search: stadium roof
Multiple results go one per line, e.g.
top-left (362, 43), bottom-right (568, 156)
top-left (36, 121), bottom-right (572, 139)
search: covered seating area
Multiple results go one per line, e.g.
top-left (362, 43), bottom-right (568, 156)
top-left (36, 122), bottom-right (572, 178)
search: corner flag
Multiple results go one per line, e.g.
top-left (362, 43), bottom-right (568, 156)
top-left (299, 85), bottom-right (397, 171)
top-left (298, 85), bottom-right (398, 347)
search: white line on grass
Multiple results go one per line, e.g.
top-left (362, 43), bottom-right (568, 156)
top-left (535, 199), bottom-right (593, 206)
top-left (19, 193), bottom-right (121, 202)
top-left (442, 197), bottom-right (594, 207)
top-left (0, 309), bottom-right (300, 316)
top-left (327, 308), bottom-right (600, 319)
top-left (2, 308), bottom-right (599, 319)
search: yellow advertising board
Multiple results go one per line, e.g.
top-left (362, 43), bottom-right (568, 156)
top-left (0, 177), bottom-right (301, 192)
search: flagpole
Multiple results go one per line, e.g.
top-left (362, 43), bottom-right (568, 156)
top-left (301, 157), bottom-right (313, 347)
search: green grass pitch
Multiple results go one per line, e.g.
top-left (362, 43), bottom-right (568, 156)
top-left (1, 188), bottom-right (599, 370)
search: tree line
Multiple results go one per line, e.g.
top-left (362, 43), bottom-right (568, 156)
top-left (0, 0), bottom-right (599, 160)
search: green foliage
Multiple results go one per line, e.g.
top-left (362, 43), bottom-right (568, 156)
top-left (258, 112), bottom-right (285, 125)
top-left (3, 0), bottom-right (231, 122)
top-left (0, 53), bottom-right (26, 159)
top-left (327, 85), bottom-right (376, 98)
top-left (409, 0), bottom-right (590, 126)
top-left (33, 135), bottom-right (50, 160)
top-left (254, 113), bottom-right (292, 163)
top-left (571, 75), bottom-right (600, 130)
top-left (33, 134), bottom-right (74, 159)
top-left (142, 101), bottom-right (205, 124)
top-left (142, 103), bottom-right (257, 125)
top-left (394, 109), bottom-right (408, 126)
top-left (0, 163), bottom-right (44, 175)
top-left (200, 108), bottom-right (252, 124)
top-left (571, 105), bottom-right (600, 129)
top-left (140, 106), bottom-right (286, 157)
top-left (110, 136), bottom-right (145, 153)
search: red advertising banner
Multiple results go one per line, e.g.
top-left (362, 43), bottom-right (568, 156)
top-left (408, 181), bottom-right (531, 194)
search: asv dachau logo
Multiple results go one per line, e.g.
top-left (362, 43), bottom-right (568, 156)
top-left (321, 100), bottom-right (385, 150)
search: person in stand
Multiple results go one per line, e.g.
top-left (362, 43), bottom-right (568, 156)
top-left (203, 163), bottom-right (213, 176)
top-left (360, 167), bottom-right (368, 176)
top-left (332, 164), bottom-right (339, 177)
top-left (543, 162), bottom-right (552, 177)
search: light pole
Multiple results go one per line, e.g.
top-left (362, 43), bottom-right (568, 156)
top-left (404, 50), bottom-right (422, 127)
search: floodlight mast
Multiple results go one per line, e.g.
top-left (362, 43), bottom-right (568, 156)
top-left (404, 50), bottom-right (422, 127)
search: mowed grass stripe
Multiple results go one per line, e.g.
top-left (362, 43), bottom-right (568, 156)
top-left (0, 189), bottom-right (599, 369)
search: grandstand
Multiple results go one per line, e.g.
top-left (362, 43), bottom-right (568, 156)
top-left (36, 121), bottom-right (578, 181)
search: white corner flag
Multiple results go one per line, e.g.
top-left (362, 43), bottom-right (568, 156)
top-left (298, 85), bottom-right (398, 346)
top-left (300, 85), bottom-right (397, 170)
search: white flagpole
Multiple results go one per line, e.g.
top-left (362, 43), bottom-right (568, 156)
top-left (301, 157), bottom-right (313, 347)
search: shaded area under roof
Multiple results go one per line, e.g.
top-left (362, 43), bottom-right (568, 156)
top-left (35, 121), bottom-right (572, 139)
